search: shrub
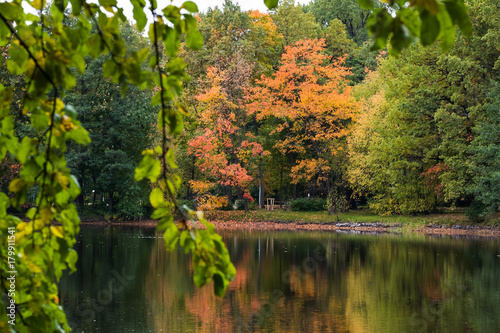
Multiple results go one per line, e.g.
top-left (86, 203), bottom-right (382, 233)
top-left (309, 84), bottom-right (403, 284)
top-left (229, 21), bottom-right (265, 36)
top-left (235, 199), bottom-right (258, 211)
top-left (218, 201), bottom-right (234, 211)
top-left (465, 199), bottom-right (494, 222)
top-left (326, 189), bottom-right (349, 221)
top-left (290, 198), bottom-right (326, 211)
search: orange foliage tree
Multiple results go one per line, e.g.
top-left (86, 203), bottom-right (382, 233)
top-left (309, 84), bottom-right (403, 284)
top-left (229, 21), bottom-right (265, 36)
top-left (188, 65), bottom-right (267, 210)
top-left (247, 39), bottom-right (358, 196)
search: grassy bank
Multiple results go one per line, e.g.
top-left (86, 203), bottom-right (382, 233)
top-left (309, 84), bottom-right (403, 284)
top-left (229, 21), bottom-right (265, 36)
top-left (205, 209), bottom-right (500, 231)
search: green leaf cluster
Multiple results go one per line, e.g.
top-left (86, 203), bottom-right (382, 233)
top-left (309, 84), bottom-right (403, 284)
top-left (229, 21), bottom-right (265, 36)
top-left (0, 0), bottom-right (235, 331)
top-left (361, 0), bottom-right (472, 56)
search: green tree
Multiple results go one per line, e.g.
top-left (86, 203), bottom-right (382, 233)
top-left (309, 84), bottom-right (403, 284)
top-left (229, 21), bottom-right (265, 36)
top-left (348, 0), bottom-right (499, 217)
top-left (65, 22), bottom-right (157, 218)
top-left (270, 0), bottom-right (319, 47)
top-left (467, 83), bottom-right (500, 220)
top-left (323, 18), bottom-right (357, 59)
top-left (266, 0), bottom-right (473, 55)
top-left (304, 0), bottom-right (371, 44)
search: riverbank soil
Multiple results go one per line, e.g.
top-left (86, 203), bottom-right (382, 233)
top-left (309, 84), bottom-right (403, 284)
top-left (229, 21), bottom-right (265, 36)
top-left (79, 209), bottom-right (500, 237)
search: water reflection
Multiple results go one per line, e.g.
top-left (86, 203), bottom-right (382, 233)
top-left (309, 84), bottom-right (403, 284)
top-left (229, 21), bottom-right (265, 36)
top-left (61, 227), bottom-right (500, 332)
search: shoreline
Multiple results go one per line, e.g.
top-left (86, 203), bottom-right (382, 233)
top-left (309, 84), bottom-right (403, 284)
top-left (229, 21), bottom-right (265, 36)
top-left (79, 219), bottom-right (500, 238)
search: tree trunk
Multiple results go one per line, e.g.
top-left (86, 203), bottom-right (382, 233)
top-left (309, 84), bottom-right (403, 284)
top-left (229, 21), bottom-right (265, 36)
top-left (108, 191), bottom-right (114, 214)
top-left (259, 165), bottom-right (264, 207)
top-left (326, 174), bottom-right (331, 195)
top-left (227, 185), bottom-right (232, 207)
top-left (92, 176), bottom-right (97, 205)
top-left (289, 154), bottom-right (297, 200)
top-left (279, 162), bottom-right (284, 209)
top-left (75, 178), bottom-right (84, 207)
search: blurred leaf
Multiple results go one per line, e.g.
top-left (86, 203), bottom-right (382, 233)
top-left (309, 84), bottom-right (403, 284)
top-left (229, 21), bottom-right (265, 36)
top-left (182, 1), bottom-right (198, 12)
top-left (186, 29), bottom-right (203, 50)
top-left (420, 9), bottom-right (440, 46)
top-left (163, 223), bottom-right (180, 250)
top-left (264, 0), bottom-right (279, 10)
top-left (150, 187), bottom-right (164, 208)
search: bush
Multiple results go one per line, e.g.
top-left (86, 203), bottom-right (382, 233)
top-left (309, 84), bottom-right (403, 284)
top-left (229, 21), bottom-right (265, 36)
top-left (290, 198), bottom-right (326, 211)
top-left (218, 201), bottom-right (234, 211)
top-left (235, 199), bottom-right (257, 211)
top-left (465, 199), bottom-right (495, 222)
top-left (326, 189), bottom-right (349, 215)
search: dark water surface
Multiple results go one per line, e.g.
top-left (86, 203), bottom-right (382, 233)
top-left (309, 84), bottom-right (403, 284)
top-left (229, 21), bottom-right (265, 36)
top-left (61, 226), bottom-right (500, 333)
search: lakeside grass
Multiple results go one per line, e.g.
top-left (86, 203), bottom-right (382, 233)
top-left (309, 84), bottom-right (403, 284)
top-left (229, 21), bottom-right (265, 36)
top-left (205, 209), bottom-right (500, 231)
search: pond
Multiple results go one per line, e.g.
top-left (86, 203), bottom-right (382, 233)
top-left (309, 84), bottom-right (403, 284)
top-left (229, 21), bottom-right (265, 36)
top-left (60, 226), bottom-right (500, 332)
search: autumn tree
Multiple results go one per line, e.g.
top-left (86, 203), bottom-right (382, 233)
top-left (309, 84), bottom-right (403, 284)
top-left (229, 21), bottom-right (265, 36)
top-left (181, 1), bottom-right (282, 82)
top-left (188, 63), bottom-right (266, 211)
top-left (248, 38), bottom-right (358, 198)
top-left (178, 3), bottom-right (281, 207)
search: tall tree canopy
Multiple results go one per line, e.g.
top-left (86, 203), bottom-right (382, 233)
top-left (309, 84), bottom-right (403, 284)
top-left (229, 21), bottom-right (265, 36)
top-left (270, 0), bottom-right (319, 47)
top-left (65, 21), bottom-right (157, 218)
top-left (304, 0), bottom-right (371, 44)
top-left (347, 0), bottom-right (500, 217)
top-left (248, 39), bottom-right (358, 196)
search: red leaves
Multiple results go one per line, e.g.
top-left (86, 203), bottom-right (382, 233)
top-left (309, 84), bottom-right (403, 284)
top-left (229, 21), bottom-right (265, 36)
top-left (188, 64), bottom-right (267, 203)
top-left (422, 163), bottom-right (450, 198)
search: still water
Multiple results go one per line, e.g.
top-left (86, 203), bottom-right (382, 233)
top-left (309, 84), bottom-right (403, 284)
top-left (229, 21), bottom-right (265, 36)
top-left (61, 226), bottom-right (500, 333)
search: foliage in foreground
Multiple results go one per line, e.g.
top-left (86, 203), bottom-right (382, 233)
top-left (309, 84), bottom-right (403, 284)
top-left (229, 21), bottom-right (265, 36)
top-left (0, 1), bottom-right (235, 332)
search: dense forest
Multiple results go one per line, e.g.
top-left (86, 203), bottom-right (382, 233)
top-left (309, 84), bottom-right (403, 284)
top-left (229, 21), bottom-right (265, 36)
top-left (0, 0), bottom-right (499, 332)
top-left (1, 0), bottom-right (498, 222)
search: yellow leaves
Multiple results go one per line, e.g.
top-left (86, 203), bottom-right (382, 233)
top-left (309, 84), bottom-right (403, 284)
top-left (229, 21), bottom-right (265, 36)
top-left (60, 115), bottom-right (75, 132)
top-left (28, 262), bottom-right (43, 273)
top-left (188, 181), bottom-right (228, 210)
top-left (55, 172), bottom-right (69, 188)
top-left (42, 98), bottom-right (65, 118)
top-left (290, 159), bottom-right (331, 185)
top-left (17, 222), bottom-right (29, 233)
top-left (50, 226), bottom-right (64, 238)
top-left (196, 194), bottom-right (228, 211)
top-left (9, 178), bottom-right (25, 192)
top-left (30, 0), bottom-right (44, 10)
top-left (189, 180), bottom-right (214, 194)
top-left (41, 207), bottom-right (53, 222)
top-left (50, 294), bottom-right (60, 304)
top-left (143, 148), bottom-right (155, 156)
top-left (16, 221), bottom-right (33, 240)
top-left (26, 59), bottom-right (36, 76)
